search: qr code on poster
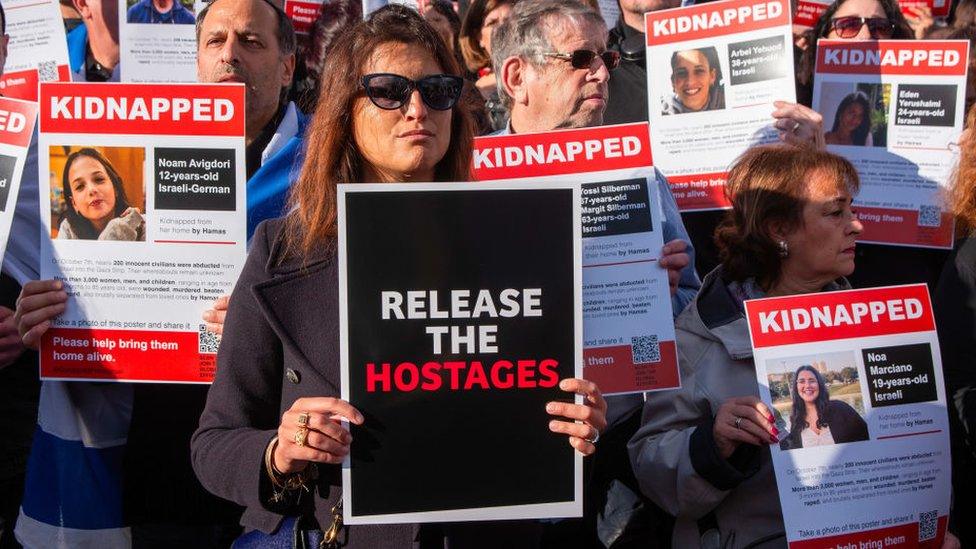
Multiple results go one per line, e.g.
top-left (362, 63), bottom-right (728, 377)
top-left (38, 61), bottom-right (59, 82)
top-left (919, 509), bottom-right (938, 541)
top-left (198, 324), bottom-right (221, 354)
top-left (631, 334), bottom-right (660, 364)
top-left (918, 205), bottom-right (942, 228)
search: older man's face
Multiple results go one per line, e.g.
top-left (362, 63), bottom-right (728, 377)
top-left (523, 18), bottom-right (610, 130)
top-left (196, 0), bottom-right (294, 135)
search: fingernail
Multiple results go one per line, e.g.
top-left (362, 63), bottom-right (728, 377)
top-left (53, 280), bottom-right (62, 289)
top-left (548, 420), bottom-right (559, 430)
top-left (546, 402), bottom-right (557, 413)
top-left (767, 414), bottom-right (775, 423)
top-left (770, 434), bottom-right (779, 443)
top-left (771, 426), bottom-right (780, 436)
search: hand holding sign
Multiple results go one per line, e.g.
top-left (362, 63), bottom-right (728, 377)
top-left (274, 397), bottom-right (366, 472)
top-left (14, 279), bottom-right (67, 349)
top-left (547, 378), bottom-right (608, 456)
top-left (713, 396), bottom-right (777, 459)
top-left (772, 100), bottom-right (825, 149)
top-left (0, 307), bottom-right (26, 368)
top-left (660, 239), bottom-right (691, 296)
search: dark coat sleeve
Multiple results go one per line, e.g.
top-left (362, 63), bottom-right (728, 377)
top-left (190, 220), bottom-right (289, 526)
top-left (935, 238), bottom-right (976, 452)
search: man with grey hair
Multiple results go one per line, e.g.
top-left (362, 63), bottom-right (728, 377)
top-left (489, 2), bottom-right (700, 546)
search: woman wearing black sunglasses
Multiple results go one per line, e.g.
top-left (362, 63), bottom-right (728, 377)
top-left (191, 5), bottom-right (606, 547)
top-left (796, 0), bottom-right (912, 107)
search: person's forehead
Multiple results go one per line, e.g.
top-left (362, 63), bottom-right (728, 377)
top-left (834, 0), bottom-right (886, 18)
top-left (675, 50), bottom-right (708, 66)
top-left (203, 0), bottom-right (279, 33)
top-left (546, 16), bottom-right (606, 47)
top-left (366, 42), bottom-right (443, 75)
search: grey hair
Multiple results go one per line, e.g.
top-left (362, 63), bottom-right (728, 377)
top-left (490, 0), bottom-right (605, 109)
top-left (196, 0), bottom-right (297, 56)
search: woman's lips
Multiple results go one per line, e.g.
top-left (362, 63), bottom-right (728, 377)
top-left (399, 129), bottom-right (434, 141)
top-left (682, 86), bottom-right (702, 96)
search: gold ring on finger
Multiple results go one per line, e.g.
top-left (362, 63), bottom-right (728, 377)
top-left (297, 411), bottom-right (310, 427)
top-left (294, 426), bottom-right (309, 447)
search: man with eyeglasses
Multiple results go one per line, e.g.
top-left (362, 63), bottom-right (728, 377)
top-left (490, 2), bottom-right (700, 546)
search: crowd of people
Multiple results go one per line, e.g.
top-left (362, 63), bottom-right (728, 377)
top-left (0, 0), bottom-right (974, 547)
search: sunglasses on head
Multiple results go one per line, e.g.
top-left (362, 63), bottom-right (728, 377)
top-left (829, 16), bottom-right (894, 39)
top-left (360, 73), bottom-right (464, 111)
top-left (542, 49), bottom-right (621, 71)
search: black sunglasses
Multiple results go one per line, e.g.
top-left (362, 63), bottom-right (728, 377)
top-left (829, 16), bottom-right (894, 39)
top-left (360, 73), bottom-right (464, 111)
top-left (542, 49), bottom-right (621, 71)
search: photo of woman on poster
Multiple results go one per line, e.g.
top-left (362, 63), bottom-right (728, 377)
top-left (661, 46), bottom-right (726, 115)
top-left (57, 148), bottom-right (145, 241)
top-left (825, 91), bottom-right (873, 146)
top-left (782, 364), bottom-right (869, 449)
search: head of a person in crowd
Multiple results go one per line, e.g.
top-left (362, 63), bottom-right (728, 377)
top-left (492, 0), bottom-right (614, 133)
top-left (294, 0), bottom-right (362, 111)
top-left (798, 0), bottom-right (911, 87)
top-left (61, 148), bottom-right (133, 239)
top-left (195, 0), bottom-right (296, 144)
top-left (949, 104), bottom-right (976, 233)
top-left (952, 0), bottom-right (976, 28)
top-left (283, 4), bottom-right (472, 257)
top-left (617, 0), bottom-right (681, 33)
top-left (944, 25), bottom-right (976, 115)
top-left (459, 0), bottom-right (513, 74)
top-left (424, 0), bottom-right (461, 57)
top-left (827, 91), bottom-right (871, 145)
top-left (668, 47), bottom-right (722, 112)
top-left (788, 365), bottom-right (831, 441)
top-left (714, 145), bottom-right (862, 294)
top-left (72, 0), bottom-right (119, 66)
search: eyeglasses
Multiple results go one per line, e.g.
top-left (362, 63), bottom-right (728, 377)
top-left (360, 73), bottom-right (464, 111)
top-left (828, 16), bottom-right (894, 39)
top-left (542, 49), bottom-right (621, 71)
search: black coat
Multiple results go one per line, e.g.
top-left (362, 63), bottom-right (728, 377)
top-left (191, 219), bottom-right (417, 547)
top-left (786, 400), bottom-right (868, 449)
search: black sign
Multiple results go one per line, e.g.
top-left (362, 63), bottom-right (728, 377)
top-left (0, 153), bottom-right (16, 212)
top-left (153, 147), bottom-right (236, 211)
top-left (342, 184), bottom-right (579, 521)
top-left (862, 342), bottom-right (937, 407)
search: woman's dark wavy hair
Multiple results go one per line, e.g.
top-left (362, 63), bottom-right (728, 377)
top-left (788, 365), bottom-right (831, 446)
top-left (715, 145), bottom-right (859, 287)
top-left (797, 0), bottom-right (913, 90)
top-left (830, 91), bottom-right (872, 145)
top-left (61, 148), bottom-right (131, 240)
top-left (282, 4), bottom-right (474, 260)
top-left (428, 0), bottom-right (463, 68)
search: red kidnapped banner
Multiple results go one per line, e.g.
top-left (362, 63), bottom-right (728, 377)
top-left (41, 327), bottom-right (215, 383)
top-left (0, 97), bottom-right (38, 149)
top-left (284, 0), bottom-right (322, 34)
top-left (794, 0), bottom-right (829, 28)
top-left (39, 82), bottom-right (246, 137)
top-left (668, 172), bottom-right (731, 211)
top-left (645, 0), bottom-right (790, 46)
top-left (899, 0), bottom-right (950, 18)
top-left (472, 123), bottom-right (652, 180)
top-left (816, 40), bottom-right (969, 76)
top-left (745, 284), bottom-right (935, 349)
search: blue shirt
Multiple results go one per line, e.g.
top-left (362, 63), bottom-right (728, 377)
top-left (126, 0), bottom-right (195, 24)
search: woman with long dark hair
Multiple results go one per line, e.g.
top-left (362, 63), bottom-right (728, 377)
top-left (783, 365), bottom-right (867, 449)
top-left (824, 91), bottom-right (872, 146)
top-left (57, 148), bottom-right (144, 241)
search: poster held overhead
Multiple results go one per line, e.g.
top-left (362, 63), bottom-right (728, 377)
top-left (339, 181), bottom-right (582, 524)
top-left (644, 0), bottom-right (795, 211)
top-left (38, 82), bottom-right (247, 383)
top-left (745, 284), bottom-right (951, 548)
top-left (813, 39), bottom-right (968, 249)
top-left (473, 123), bottom-right (679, 395)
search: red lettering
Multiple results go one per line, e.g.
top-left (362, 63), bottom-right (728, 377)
top-left (464, 361), bottom-right (490, 390)
top-left (517, 359), bottom-right (537, 388)
top-left (421, 361), bottom-right (442, 390)
top-left (443, 361), bottom-right (465, 389)
top-left (366, 362), bottom-right (390, 392)
top-left (538, 358), bottom-right (559, 387)
top-left (394, 362), bottom-right (419, 391)
top-left (490, 360), bottom-right (515, 388)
